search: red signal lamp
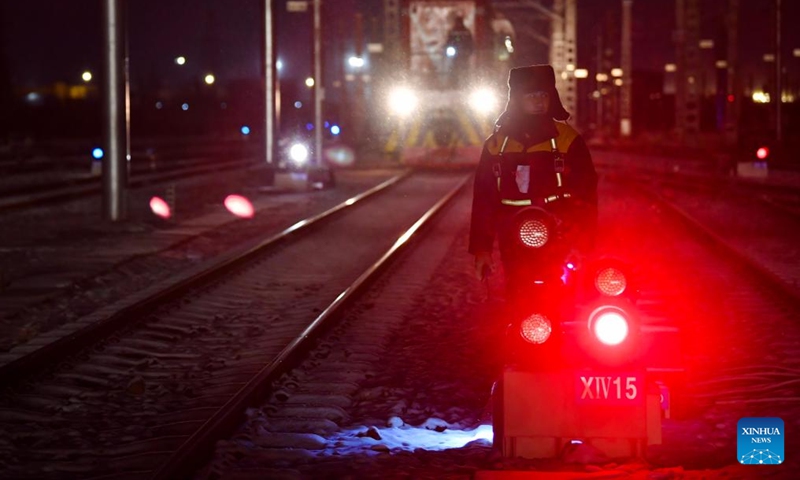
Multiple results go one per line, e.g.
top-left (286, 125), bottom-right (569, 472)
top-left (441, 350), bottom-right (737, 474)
top-left (756, 147), bottom-right (769, 160)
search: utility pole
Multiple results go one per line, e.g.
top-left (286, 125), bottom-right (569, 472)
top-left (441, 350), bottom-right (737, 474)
top-left (775, 0), bottom-right (782, 142)
top-left (620, 0), bottom-right (632, 137)
top-left (724, 0), bottom-right (739, 148)
top-left (384, 0), bottom-right (401, 65)
top-left (564, 0), bottom-right (577, 124)
top-left (550, 0), bottom-right (566, 111)
top-left (313, 0), bottom-right (323, 168)
top-left (353, 12), bottom-right (366, 144)
top-left (675, 0), bottom-right (701, 145)
top-left (263, 0), bottom-right (277, 185)
top-left (595, 31), bottom-right (604, 130)
top-left (102, 0), bottom-right (128, 222)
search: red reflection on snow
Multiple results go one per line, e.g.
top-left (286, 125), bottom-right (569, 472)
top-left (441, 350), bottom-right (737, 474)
top-left (149, 196), bottom-right (171, 219)
top-left (224, 194), bottom-right (255, 218)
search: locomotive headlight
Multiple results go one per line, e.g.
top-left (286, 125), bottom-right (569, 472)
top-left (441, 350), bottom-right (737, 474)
top-left (587, 305), bottom-right (633, 346)
top-left (289, 143), bottom-right (309, 165)
top-left (520, 313), bottom-right (552, 344)
top-left (595, 267), bottom-right (627, 296)
top-left (469, 88), bottom-right (498, 115)
top-left (388, 87), bottom-right (418, 117)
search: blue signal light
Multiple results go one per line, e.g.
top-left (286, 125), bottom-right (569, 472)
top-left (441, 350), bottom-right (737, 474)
top-left (331, 125), bottom-right (341, 135)
top-left (92, 148), bottom-right (104, 159)
top-left (241, 125), bottom-right (251, 135)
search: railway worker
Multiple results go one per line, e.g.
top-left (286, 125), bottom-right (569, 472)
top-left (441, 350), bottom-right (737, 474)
top-left (468, 64), bottom-right (598, 287)
top-left (445, 15), bottom-right (474, 86)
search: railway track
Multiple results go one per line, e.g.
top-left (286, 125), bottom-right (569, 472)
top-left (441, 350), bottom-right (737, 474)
top-left (0, 171), bottom-right (470, 479)
top-left (191, 172), bottom-right (800, 478)
top-left (0, 155), bottom-right (257, 213)
top-left (2, 160), bottom-right (798, 478)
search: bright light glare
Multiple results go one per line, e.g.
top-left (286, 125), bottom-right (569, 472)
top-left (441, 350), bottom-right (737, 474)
top-left (348, 56), bottom-right (365, 68)
top-left (241, 125), bottom-right (251, 135)
top-left (446, 46), bottom-right (457, 57)
top-left (224, 195), bottom-right (255, 218)
top-left (504, 36), bottom-right (514, 53)
top-left (276, 59), bottom-right (283, 70)
top-left (175, 56), bottom-right (186, 65)
top-left (290, 143), bottom-right (309, 164)
top-left (388, 87), bottom-right (418, 116)
top-left (520, 314), bottom-right (552, 344)
top-left (204, 74), bottom-right (215, 85)
top-left (756, 147), bottom-right (769, 160)
top-left (330, 125), bottom-right (341, 135)
top-left (92, 148), bottom-right (104, 159)
top-left (469, 88), bottom-right (497, 114)
top-left (593, 312), bottom-right (629, 346)
top-left (305, 77), bottom-right (315, 87)
top-left (149, 196), bottom-right (171, 219)
top-left (325, 145), bottom-right (355, 166)
top-left (574, 69), bottom-right (589, 79)
top-left (611, 68), bottom-right (623, 77)
top-left (81, 71), bottom-right (92, 82)
top-left (752, 91), bottom-right (770, 103)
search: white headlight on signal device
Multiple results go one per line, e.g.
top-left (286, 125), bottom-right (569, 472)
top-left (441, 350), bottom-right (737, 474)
top-left (587, 305), bottom-right (633, 346)
top-left (388, 87), bottom-right (418, 117)
top-left (469, 88), bottom-right (498, 114)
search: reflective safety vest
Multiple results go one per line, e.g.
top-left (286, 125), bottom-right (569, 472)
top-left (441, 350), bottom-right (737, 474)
top-left (485, 122), bottom-right (579, 207)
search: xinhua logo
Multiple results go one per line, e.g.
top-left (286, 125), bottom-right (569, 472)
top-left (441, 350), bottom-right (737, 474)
top-left (737, 417), bottom-right (784, 465)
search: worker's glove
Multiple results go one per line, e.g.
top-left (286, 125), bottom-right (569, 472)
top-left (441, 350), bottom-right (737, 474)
top-left (474, 252), bottom-right (494, 281)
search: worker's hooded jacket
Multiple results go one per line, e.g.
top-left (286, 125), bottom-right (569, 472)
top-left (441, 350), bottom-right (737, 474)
top-left (467, 117), bottom-right (598, 255)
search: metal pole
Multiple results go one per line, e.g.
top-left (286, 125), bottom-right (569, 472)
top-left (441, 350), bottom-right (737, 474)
top-left (596, 31), bottom-right (603, 130)
top-left (102, 0), bottom-right (128, 221)
top-left (549, 0), bottom-right (565, 92)
top-left (725, 0), bottom-right (739, 148)
top-left (264, 0), bottom-right (276, 184)
top-left (620, 0), bottom-right (632, 136)
top-left (564, 0), bottom-right (577, 124)
top-left (775, 0), bottom-right (782, 142)
top-left (313, 0), bottom-right (323, 168)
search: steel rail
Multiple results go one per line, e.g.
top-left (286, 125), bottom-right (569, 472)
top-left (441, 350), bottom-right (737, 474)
top-left (620, 178), bottom-right (800, 307)
top-left (152, 175), bottom-right (471, 480)
top-left (0, 157), bottom-right (256, 212)
top-left (0, 172), bottom-right (411, 387)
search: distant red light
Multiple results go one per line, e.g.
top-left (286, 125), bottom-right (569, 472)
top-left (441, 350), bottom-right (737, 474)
top-left (224, 195), bottom-right (255, 218)
top-left (149, 196), bottom-right (171, 219)
top-left (727, 94), bottom-right (734, 103)
top-left (756, 147), bottom-right (769, 160)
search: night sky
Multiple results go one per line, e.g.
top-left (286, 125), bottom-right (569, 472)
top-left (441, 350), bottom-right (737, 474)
top-left (0, 1), bottom-right (798, 91)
